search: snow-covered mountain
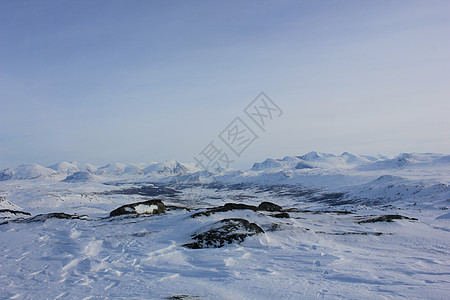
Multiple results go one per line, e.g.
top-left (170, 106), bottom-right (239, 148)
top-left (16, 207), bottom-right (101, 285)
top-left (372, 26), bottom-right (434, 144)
top-left (356, 153), bottom-right (450, 171)
top-left (143, 160), bottom-right (197, 175)
top-left (94, 162), bottom-right (127, 176)
top-left (250, 151), bottom-right (388, 172)
top-left (1, 152), bottom-right (449, 184)
top-left (48, 161), bottom-right (97, 175)
top-left (0, 160), bottom-right (199, 181)
top-left (0, 163), bottom-right (57, 180)
top-left (61, 171), bottom-right (97, 183)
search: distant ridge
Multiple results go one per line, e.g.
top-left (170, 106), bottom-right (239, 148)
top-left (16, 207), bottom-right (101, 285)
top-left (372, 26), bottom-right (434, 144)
top-left (0, 152), bottom-right (448, 182)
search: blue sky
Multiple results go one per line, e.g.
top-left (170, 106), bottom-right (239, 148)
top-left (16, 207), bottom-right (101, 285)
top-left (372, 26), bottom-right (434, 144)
top-left (1, 0), bottom-right (449, 169)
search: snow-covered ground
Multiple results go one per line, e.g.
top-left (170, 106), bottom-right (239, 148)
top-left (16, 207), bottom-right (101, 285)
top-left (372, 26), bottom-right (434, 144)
top-left (1, 152), bottom-right (449, 299)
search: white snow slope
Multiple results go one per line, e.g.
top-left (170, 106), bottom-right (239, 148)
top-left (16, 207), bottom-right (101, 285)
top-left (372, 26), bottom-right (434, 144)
top-left (0, 152), bottom-right (449, 299)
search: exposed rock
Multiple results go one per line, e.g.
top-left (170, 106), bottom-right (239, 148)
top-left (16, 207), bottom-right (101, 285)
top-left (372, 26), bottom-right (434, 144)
top-left (110, 199), bottom-right (166, 217)
top-left (312, 210), bottom-right (353, 215)
top-left (24, 213), bottom-right (88, 223)
top-left (167, 295), bottom-right (201, 300)
top-left (191, 202), bottom-right (284, 218)
top-left (282, 208), bottom-right (313, 213)
top-left (0, 208), bottom-right (32, 223)
top-left (0, 209), bottom-right (31, 216)
top-left (316, 231), bottom-right (385, 236)
top-left (266, 223), bottom-right (284, 231)
top-left (191, 203), bottom-right (258, 218)
top-left (223, 203), bottom-right (257, 211)
top-left (258, 202), bottom-right (282, 212)
top-left (270, 212), bottom-right (290, 218)
top-left (184, 218), bottom-right (264, 249)
top-left (358, 214), bottom-right (417, 224)
top-left (165, 205), bottom-right (190, 212)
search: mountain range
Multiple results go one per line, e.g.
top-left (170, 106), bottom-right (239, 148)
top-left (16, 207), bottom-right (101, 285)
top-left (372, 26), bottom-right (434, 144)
top-left (1, 152), bottom-right (449, 183)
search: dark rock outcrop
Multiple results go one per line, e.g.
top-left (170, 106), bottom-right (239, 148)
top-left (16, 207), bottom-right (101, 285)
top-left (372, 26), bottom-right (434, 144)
top-left (110, 199), bottom-right (166, 217)
top-left (24, 213), bottom-right (88, 222)
top-left (358, 214), bottom-right (417, 224)
top-left (258, 202), bottom-right (282, 212)
top-left (316, 231), bottom-right (384, 236)
top-left (191, 203), bottom-right (258, 218)
top-left (270, 212), bottom-right (290, 218)
top-left (0, 209), bottom-right (31, 216)
top-left (191, 202), bottom-right (283, 218)
top-left (184, 218), bottom-right (264, 249)
top-left (223, 203), bottom-right (258, 211)
top-left (165, 205), bottom-right (190, 212)
top-left (167, 295), bottom-right (201, 300)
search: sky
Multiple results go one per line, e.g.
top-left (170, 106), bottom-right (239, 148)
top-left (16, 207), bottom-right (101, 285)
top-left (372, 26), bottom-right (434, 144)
top-left (1, 0), bottom-right (449, 170)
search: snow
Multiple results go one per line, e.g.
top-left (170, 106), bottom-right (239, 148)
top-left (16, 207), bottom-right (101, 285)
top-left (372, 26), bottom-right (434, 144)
top-left (62, 171), bottom-right (96, 182)
top-left (48, 161), bottom-right (82, 175)
top-left (134, 204), bottom-right (159, 214)
top-left (0, 152), bottom-right (449, 299)
top-left (436, 212), bottom-right (450, 220)
top-left (8, 164), bottom-right (57, 180)
top-left (95, 163), bottom-right (127, 176)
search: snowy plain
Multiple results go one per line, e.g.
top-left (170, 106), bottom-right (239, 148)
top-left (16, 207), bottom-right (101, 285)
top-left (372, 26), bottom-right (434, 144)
top-left (0, 152), bottom-right (449, 299)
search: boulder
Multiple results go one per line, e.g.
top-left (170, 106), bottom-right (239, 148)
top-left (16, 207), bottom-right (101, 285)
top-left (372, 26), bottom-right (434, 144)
top-left (184, 218), bottom-right (264, 249)
top-left (191, 202), bottom-right (284, 218)
top-left (223, 203), bottom-right (258, 211)
top-left (191, 203), bottom-right (258, 218)
top-left (110, 199), bottom-right (165, 217)
top-left (257, 202), bottom-right (282, 212)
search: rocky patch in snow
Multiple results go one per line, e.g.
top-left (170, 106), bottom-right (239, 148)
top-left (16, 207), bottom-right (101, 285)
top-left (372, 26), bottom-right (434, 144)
top-left (183, 218), bottom-right (264, 249)
top-left (358, 214), bottom-right (418, 224)
top-left (0, 209), bottom-right (31, 223)
top-left (0, 209), bottom-right (31, 216)
top-left (191, 201), bottom-right (283, 218)
top-left (1, 213), bottom-right (89, 225)
top-left (110, 199), bottom-right (166, 217)
top-left (269, 212), bottom-right (290, 218)
top-left (0, 196), bottom-right (29, 221)
top-left (257, 201), bottom-right (283, 211)
top-left (316, 231), bottom-right (385, 236)
top-left (167, 295), bottom-right (201, 300)
top-left (24, 213), bottom-right (89, 222)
